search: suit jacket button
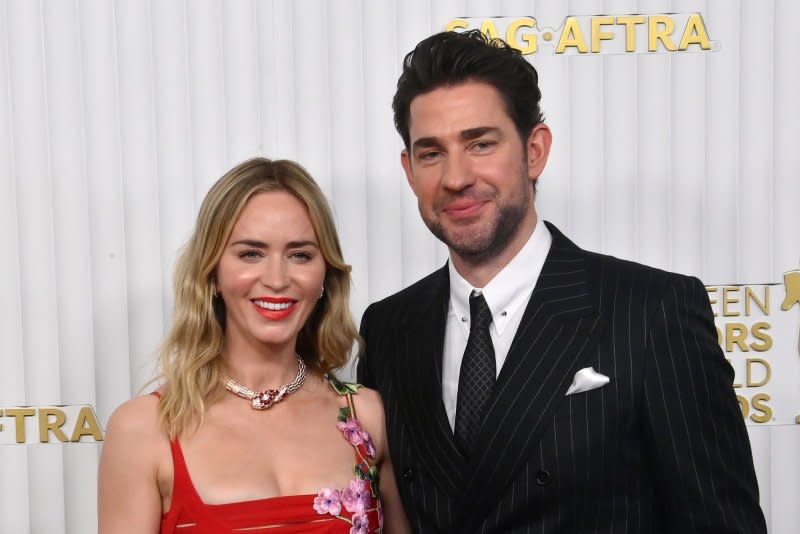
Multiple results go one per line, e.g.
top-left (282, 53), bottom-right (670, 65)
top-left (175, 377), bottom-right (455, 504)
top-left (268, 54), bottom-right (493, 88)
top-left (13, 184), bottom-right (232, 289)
top-left (402, 467), bottom-right (415, 480)
top-left (536, 469), bottom-right (551, 486)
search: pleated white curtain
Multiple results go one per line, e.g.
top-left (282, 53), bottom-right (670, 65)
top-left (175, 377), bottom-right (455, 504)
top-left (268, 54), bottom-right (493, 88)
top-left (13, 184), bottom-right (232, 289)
top-left (0, 1), bottom-right (798, 532)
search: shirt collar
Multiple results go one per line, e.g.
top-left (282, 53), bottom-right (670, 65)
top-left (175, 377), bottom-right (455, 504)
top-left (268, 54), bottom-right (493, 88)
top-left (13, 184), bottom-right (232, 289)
top-left (449, 219), bottom-right (552, 335)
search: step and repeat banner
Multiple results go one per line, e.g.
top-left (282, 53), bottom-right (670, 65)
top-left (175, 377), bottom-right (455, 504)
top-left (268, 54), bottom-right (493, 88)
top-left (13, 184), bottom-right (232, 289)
top-left (1, 1), bottom-right (797, 532)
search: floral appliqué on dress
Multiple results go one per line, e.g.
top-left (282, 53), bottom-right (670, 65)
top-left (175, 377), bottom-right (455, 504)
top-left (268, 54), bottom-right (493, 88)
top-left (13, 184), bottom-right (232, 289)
top-left (313, 376), bottom-right (383, 533)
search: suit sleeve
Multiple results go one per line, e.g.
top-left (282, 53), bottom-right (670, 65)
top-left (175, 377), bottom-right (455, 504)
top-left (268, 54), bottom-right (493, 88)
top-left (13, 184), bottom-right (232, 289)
top-left (642, 276), bottom-right (766, 533)
top-left (357, 303), bottom-right (376, 388)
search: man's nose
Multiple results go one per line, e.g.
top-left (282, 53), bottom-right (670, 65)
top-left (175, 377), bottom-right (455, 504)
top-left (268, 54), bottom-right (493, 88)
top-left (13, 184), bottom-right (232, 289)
top-left (441, 152), bottom-right (476, 191)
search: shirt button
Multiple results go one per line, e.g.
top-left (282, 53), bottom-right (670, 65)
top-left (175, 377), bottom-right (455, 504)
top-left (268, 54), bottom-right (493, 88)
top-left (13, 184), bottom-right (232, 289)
top-left (536, 469), bottom-right (551, 486)
top-left (402, 467), bottom-right (415, 481)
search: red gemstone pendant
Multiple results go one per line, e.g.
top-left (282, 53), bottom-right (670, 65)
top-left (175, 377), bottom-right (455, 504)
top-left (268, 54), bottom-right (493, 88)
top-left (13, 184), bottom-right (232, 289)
top-left (251, 386), bottom-right (289, 409)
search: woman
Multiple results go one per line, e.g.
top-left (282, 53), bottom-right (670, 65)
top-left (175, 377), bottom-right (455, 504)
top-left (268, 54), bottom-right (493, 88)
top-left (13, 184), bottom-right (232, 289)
top-left (98, 158), bottom-right (408, 533)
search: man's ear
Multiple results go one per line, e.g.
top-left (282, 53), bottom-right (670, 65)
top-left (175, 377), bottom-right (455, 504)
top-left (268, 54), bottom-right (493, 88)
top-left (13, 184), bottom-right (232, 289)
top-left (400, 149), bottom-right (418, 195)
top-left (526, 123), bottom-right (552, 183)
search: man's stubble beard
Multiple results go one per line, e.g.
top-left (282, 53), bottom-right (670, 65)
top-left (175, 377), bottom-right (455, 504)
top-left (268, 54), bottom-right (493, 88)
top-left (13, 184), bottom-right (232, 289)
top-left (422, 176), bottom-right (533, 267)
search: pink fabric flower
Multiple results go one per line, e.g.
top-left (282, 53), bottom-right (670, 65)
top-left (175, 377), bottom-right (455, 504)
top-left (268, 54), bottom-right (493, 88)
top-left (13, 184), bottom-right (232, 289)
top-left (349, 512), bottom-right (370, 534)
top-left (313, 488), bottom-right (342, 516)
top-left (337, 418), bottom-right (365, 447)
top-left (360, 428), bottom-right (377, 459)
top-left (341, 478), bottom-right (372, 514)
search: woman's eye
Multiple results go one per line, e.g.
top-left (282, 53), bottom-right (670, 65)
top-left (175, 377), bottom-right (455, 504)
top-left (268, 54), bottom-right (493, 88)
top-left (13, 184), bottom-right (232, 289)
top-left (290, 251), bottom-right (313, 262)
top-left (239, 250), bottom-right (262, 260)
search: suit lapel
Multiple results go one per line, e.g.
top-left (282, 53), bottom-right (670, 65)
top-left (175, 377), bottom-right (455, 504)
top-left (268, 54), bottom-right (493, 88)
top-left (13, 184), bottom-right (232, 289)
top-left (455, 223), bottom-right (607, 530)
top-left (394, 265), bottom-right (466, 497)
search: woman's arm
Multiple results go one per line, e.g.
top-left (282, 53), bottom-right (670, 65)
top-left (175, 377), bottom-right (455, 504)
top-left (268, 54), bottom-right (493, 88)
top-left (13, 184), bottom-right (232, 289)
top-left (353, 387), bottom-right (410, 533)
top-left (98, 394), bottom-right (166, 534)
top-left (378, 449), bottom-right (411, 533)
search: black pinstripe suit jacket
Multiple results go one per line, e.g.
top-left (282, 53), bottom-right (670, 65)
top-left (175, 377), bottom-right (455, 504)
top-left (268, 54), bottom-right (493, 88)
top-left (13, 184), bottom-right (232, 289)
top-left (357, 222), bottom-right (766, 533)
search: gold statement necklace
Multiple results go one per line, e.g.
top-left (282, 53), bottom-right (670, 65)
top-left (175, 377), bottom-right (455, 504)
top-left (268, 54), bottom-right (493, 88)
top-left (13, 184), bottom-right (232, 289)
top-left (225, 354), bottom-right (307, 410)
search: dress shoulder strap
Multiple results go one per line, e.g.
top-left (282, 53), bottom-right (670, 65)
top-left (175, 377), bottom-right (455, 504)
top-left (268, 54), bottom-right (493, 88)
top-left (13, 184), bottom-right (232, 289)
top-left (327, 375), bottom-right (380, 500)
top-left (325, 374), bottom-right (363, 418)
top-left (147, 390), bottom-right (200, 514)
top-left (327, 374), bottom-right (379, 466)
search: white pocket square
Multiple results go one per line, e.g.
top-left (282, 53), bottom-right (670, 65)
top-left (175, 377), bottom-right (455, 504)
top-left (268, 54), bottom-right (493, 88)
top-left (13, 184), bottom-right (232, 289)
top-left (565, 367), bottom-right (610, 396)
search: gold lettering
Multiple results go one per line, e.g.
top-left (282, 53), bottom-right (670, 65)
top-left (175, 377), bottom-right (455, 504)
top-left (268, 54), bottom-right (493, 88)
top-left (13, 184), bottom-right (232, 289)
top-left (617, 15), bottom-right (646, 52)
top-left (782, 270), bottom-right (800, 310)
top-left (750, 322), bottom-right (772, 351)
top-left (678, 13), bottom-right (711, 50)
top-left (716, 325), bottom-right (723, 346)
top-left (750, 393), bottom-right (773, 423)
top-left (707, 286), bottom-right (718, 316)
top-left (722, 287), bottom-right (741, 317)
top-left (507, 17), bottom-right (537, 54)
top-left (736, 395), bottom-right (749, 418)
top-left (745, 286), bottom-right (769, 316)
top-left (726, 358), bottom-right (742, 387)
top-left (725, 323), bottom-right (749, 352)
top-left (70, 406), bottom-right (104, 442)
top-left (38, 407), bottom-right (69, 443)
top-left (746, 358), bottom-right (771, 387)
top-left (480, 19), bottom-right (501, 40)
top-left (556, 17), bottom-right (588, 53)
top-left (591, 16), bottom-right (615, 53)
top-left (648, 15), bottom-right (677, 52)
top-left (5, 408), bottom-right (35, 443)
top-left (445, 19), bottom-right (469, 32)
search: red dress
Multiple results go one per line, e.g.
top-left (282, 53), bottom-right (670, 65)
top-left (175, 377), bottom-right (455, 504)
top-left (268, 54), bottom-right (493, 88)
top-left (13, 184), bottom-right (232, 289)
top-left (158, 378), bottom-right (382, 533)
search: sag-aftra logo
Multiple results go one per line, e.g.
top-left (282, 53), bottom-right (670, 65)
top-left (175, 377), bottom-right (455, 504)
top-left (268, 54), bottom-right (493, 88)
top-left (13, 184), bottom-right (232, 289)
top-left (446, 13), bottom-right (717, 55)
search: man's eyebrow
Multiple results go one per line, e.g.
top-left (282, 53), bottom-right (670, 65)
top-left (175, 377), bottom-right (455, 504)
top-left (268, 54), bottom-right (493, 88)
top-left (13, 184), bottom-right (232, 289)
top-left (411, 136), bottom-right (440, 151)
top-left (461, 126), bottom-right (499, 140)
top-left (411, 127), bottom-right (500, 151)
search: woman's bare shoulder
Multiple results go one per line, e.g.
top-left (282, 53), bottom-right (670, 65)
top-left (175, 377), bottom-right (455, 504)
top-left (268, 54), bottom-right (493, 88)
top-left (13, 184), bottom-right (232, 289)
top-left (352, 385), bottom-right (384, 414)
top-left (324, 375), bottom-right (386, 438)
top-left (100, 392), bottom-right (171, 495)
top-left (349, 385), bottom-right (387, 457)
top-left (104, 392), bottom-right (163, 440)
top-left (99, 392), bottom-right (169, 532)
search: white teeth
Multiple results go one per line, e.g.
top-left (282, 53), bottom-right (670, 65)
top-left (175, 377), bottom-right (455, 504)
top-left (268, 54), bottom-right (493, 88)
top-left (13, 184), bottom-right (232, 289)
top-left (254, 300), bottom-right (292, 311)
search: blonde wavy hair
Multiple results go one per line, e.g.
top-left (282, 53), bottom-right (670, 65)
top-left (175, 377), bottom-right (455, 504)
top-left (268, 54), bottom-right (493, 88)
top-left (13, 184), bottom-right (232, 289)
top-left (156, 158), bottom-right (359, 438)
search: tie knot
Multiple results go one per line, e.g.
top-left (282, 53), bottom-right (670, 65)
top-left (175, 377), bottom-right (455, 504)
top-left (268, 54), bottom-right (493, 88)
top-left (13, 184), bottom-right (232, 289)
top-left (469, 291), bottom-right (492, 330)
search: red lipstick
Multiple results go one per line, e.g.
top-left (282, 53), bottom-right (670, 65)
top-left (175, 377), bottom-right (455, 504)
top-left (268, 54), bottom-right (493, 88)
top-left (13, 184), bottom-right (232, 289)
top-left (252, 297), bottom-right (296, 320)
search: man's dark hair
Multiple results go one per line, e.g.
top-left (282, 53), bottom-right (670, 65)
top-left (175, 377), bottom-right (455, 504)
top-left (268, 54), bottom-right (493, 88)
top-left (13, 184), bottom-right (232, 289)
top-left (392, 30), bottom-right (544, 148)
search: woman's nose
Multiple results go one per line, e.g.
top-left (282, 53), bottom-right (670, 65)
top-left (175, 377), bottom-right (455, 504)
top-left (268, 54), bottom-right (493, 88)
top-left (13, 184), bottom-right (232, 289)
top-left (260, 258), bottom-right (289, 290)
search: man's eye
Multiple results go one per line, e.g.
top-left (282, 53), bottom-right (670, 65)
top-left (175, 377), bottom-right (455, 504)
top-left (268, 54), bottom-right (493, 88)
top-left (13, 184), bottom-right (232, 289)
top-left (418, 150), bottom-right (441, 161)
top-left (472, 140), bottom-right (495, 151)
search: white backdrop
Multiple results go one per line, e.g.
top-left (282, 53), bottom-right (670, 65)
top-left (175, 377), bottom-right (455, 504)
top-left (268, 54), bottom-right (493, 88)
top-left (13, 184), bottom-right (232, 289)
top-left (0, 1), bottom-right (798, 533)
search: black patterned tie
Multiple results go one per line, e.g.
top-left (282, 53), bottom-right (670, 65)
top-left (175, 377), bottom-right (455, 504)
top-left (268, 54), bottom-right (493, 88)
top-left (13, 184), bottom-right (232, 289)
top-left (454, 291), bottom-right (496, 457)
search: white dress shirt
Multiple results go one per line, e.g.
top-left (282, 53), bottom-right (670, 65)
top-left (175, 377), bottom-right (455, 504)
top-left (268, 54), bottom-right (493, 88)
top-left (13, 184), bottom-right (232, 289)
top-left (442, 220), bottom-right (552, 430)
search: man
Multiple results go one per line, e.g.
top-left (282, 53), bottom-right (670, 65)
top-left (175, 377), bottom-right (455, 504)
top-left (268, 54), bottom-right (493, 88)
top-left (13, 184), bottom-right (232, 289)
top-left (357, 30), bottom-right (766, 533)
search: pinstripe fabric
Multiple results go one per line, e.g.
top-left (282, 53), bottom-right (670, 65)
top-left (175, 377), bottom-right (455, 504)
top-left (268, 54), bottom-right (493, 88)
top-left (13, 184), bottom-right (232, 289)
top-left (358, 222), bottom-right (766, 533)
